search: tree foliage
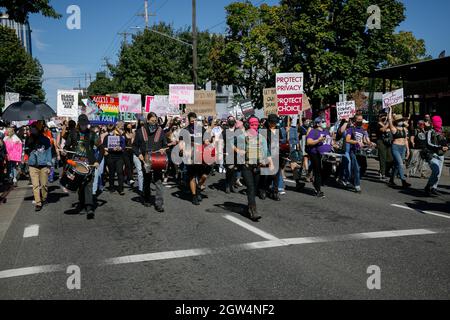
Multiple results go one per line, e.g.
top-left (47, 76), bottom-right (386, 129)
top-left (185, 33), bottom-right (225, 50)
top-left (0, 0), bottom-right (61, 23)
top-left (0, 25), bottom-right (45, 106)
top-left (211, 0), bottom-right (428, 110)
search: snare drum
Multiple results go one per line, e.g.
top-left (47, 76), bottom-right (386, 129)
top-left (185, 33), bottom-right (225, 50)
top-left (60, 161), bottom-right (92, 192)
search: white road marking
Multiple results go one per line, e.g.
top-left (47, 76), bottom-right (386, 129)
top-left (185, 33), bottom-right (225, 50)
top-left (223, 215), bottom-right (279, 240)
top-left (1, 228), bottom-right (447, 279)
top-left (391, 204), bottom-right (450, 220)
top-left (23, 225), bottom-right (39, 238)
top-left (0, 265), bottom-right (64, 279)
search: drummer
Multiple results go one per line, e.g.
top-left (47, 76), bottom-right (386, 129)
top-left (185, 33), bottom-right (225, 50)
top-left (133, 112), bottom-right (168, 212)
top-left (64, 115), bottom-right (101, 219)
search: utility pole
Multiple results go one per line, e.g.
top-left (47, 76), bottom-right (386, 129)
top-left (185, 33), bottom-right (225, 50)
top-left (138, 0), bottom-right (155, 29)
top-left (192, 0), bottom-right (198, 89)
top-left (118, 32), bottom-right (132, 46)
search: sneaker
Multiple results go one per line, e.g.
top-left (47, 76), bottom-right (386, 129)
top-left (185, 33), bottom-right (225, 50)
top-left (279, 190), bottom-right (286, 195)
top-left (355, 186), bottom-right (362, 194)
top-left (129, 179), bottom-right (135, 185)
top-left (235, 179), bottom-right (243, 187)
top-left (338, 179), bottom-right (348, 187)
top-left (315, 191), bottom-right (325, 198)
top-left (192, 196), bottom-right (200, 206)
top-left (119, 191), bottom-right (125, 196)
top-left (35, 205), bottom-right (43, 212)
top-left (13, 179), bottom-right (17, 187)
top-left (155, 206), bottom-right (165, 213)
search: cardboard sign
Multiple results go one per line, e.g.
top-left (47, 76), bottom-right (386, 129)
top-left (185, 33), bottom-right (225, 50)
top-left (263, 88), bottom-right (278, 117)
top-left (119, 93), bottom-right (142, 113)
top-left (336, 101), bottom-right (356, 119)
top-left (240, 99), bottom-right (255, 117)
top-left (278, 94), bottom-right (303, 115)
top-left (107, 136), bottom-right (121, 149)
top-left (87, 96), bottom-right (119, 125)
top-left (150, 95), bottom-right (180, 117)
top-left (169, 84), bottom-right (195, 105)
top-left (186, 91), bottom-right (216, 117)
top-left (145, 96), bottom-right (154, 113)
top-left (57, 90), bottom-right (79, 118)
top-left (383, 88), bottom-right (404, 109)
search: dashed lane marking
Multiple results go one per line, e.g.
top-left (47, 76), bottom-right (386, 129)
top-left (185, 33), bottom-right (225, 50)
top-left (391, 204), bottom-right (450, 220)
top-left (23, 225), bottom-right (39, 238)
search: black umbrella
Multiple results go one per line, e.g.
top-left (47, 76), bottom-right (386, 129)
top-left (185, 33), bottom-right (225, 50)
top-left (1, 101), bottom-right (56, 121)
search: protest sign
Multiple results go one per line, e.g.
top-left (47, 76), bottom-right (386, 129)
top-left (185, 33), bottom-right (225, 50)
top-left (150, 95), bottom-right (180, 117)
top-left (87, 96), bottom-right (119, 124)
top-left (277, 94), bottom-right (303, 115)
top-left (57, 90), bottom-right (79, 118)
top-left (240, 99), bottom-right (255, 117)
top-left (169, 84), bottom-right (195, 105)
top-left (276, 73), bottom-right (304, 115)
top-left (263, 88), bottom-right (278, 117)
top-left (107, 136), bottom-right (121, 149)
top-left (119, 93), bottom-right (142, 113)
top-left (186, 91), bottom-right (216, 117)
top-left (382, 88), bottom-right (404, 109)
top-left (336, 101), bottom-right (356, 119)
top-left (145, 96), bottom-right (155, 113)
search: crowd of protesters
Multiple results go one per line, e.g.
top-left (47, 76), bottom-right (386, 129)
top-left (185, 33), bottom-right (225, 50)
top-left (0, 108), bottom-right (448, 221)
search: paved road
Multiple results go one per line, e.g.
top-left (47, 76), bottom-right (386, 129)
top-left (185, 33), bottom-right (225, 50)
top-left (0, 160), bottom-right (449, 300)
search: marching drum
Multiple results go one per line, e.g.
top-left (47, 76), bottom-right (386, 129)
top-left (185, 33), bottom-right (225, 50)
top-left (60, 161), bottom-right (92, 192)
top-left (144, 153), bottom-right (169, 173)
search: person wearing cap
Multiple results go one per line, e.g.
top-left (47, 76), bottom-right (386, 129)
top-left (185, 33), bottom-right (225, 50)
top-left (306, 117), bottom-right (333, 198)
top-left (64, 114), bottom-right (101, 219)
top-left (408, 120), bottom-right (428, 178)
top-left (387, 108), bottom-right (411, 188)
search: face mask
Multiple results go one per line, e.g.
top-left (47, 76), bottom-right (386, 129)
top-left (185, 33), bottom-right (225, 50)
top-left (149, 125), bottom-right (157, 133)
top-left (228, 120), bottom-right (236, 127)
top-left (31, 128), bottom-right (39, 136)
top-left (397, 122), bottom-right (404, 127)
top-left (80, 125), bottom-right (88, 131)
top-left (321, 123), bottom-right (327, 129)
top-left (356, 121), bottom-right (363, 127)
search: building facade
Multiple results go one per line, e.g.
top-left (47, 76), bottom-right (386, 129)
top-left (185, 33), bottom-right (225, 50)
top-left (0, 13), bottom-right (33, 56)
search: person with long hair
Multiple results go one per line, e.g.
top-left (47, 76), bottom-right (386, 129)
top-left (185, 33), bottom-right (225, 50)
top-left (3, 127), bottom-right (22, 187)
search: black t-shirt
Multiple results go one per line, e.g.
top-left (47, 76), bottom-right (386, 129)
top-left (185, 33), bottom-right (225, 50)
top-left (413, 129), bottom-right (427, 150)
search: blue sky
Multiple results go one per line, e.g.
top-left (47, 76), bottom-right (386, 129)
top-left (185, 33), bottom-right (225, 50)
top-left (25, 0), bottom-right (450, 108)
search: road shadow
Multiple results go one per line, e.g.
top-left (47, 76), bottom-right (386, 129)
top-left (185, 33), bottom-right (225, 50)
top-left (214, 202), bottom-right (252, 221)
top-left (404, 199), bottom-right (450, 215)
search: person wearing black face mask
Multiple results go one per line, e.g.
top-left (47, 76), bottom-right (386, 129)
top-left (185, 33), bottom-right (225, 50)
top-left (222, 116), bottom-right (239, 194)
top-left (133, 112), bottom-right (168, 212)
top-left (63, 115), bottom-right (101, 219)
top-left (123, 124), bottom-right (135, 187)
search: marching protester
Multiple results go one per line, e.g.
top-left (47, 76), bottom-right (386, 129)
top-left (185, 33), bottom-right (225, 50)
top-left (3, 128), bottom-right (23, 187)
top-left (408, 120), bottom-right (428, 178)
top-left (423, 116), bottom-right (448, 196)
top-left (123, 123), bottom-right (135, 187)
top-left (376, 111), bottom-right (393, 181)
top-left (103, 124), bottom-right (126, 195)
top-left (388, 109), bottom-right (411, 188)
top-left (306, 117), bottom-right (333, 198)
top-left (64, 115), bottom-right (101, 219)
top-left (133, 112), bottom-right (168, 212)
top-left (25, 121), bottom-right (52, 212)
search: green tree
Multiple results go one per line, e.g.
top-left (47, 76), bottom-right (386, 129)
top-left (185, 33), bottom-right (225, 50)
top-left (0, 25), bottom-right (45, 107)
top-left (109, 23), bottom-right (214, 96)
top-left (210, 2), bottom-right (284, 108)
top-left (384, 31), bottom-right (431, 67)
top-left (87, 72), bottom-right (118, 96)
top-left (0, 0), bottom-right (61, 23)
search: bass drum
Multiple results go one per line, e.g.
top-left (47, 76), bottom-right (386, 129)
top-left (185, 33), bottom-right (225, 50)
top-left (146, 153), bottom-right (169, 172)
top-left (60, 161), bottom-right (92, 192)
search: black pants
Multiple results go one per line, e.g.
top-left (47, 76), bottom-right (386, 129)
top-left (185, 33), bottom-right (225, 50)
top-left (225, 165), bottom-right (237, 189)
top-left (241, 165), bottom-right (260, 206)
top-left (143, 170), bottom-right (164, 207)
top-left (78, 177), bottom-right (94, 210)
top-left (123, 149), bottom-right (134, 182)
top-left (107, 154), bottom-right (124, 192)
top-left (309, 153), bottom-right (323, 192)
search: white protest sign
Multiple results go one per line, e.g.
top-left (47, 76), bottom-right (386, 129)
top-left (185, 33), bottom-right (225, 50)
top-left (382, 88), bottom-right (404, 109)
top-left (150, 95), bottom-right (180, 117)
top-left (169, 84), bottom-right (195, 105)
top-left (336, 101), bottom-right (356, 119)
top-left (4, 92), bottom-right (20, 110)
top-left (276, 73), bottom-right (304, 95)
top-left (119, 93), bottom-right (142, 113)
top-left (57, 90), bottom-right (79, 118)
top-left (107, 136), bottom-right (121, 149)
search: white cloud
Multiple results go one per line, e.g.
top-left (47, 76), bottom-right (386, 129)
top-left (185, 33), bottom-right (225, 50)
top-left (32, 29), bottom-right (49, 51)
